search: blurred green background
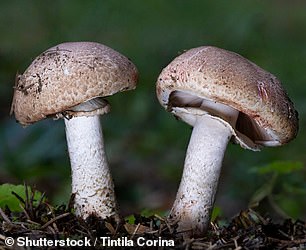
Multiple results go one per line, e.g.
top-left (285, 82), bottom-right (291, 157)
top-left (0, 0), bottom-right (305, 220)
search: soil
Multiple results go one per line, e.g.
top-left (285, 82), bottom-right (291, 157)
top-left (0, 188), bottom-right (305, 249)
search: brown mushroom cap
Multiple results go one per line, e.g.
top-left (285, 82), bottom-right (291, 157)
top-left (11, 42), bottom-right (138, 125)
top-left (156, 46), bottom-right (298, 150)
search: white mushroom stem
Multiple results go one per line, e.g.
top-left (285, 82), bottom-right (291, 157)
top-left (64, 115), bottom-right (119, 221)
top-left (168, 114), bottom-right (234, 237)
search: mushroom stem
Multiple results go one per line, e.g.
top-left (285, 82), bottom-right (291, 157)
top-left (168, 114), bottom-right (233, 237)
top-left (64, 115), bottom-right (119, 221)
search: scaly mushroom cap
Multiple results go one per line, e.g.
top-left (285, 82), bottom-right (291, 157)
top-left (156, 46), bottom-right (298, 150)
top-left (11, 42), bottom-right (138, 125)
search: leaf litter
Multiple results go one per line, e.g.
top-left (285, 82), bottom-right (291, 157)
top-left (0, 186), bottom-right (305, 249)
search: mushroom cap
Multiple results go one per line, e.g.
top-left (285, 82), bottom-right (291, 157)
top-left (156, 46), bottom-right (298, 150)
top-left (11, 42), bottom-right (138, 125)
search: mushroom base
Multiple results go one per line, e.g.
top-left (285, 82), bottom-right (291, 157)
top-left (168, 114), bottom-right (233, 237)
top-left (64, 115), bottom-right (119, 221)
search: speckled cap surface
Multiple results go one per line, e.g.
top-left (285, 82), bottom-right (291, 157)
top-left (156, 46), bottom-right (298, 148)
top-left (11, 42), bottom-right (138, 125)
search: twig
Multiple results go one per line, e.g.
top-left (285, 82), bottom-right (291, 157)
top-left (41, 212), bottom-right (70, 229)
top-left (130, 223), bottom-right (141, 239)
top-left (0, 208), bottom-right (12, 224)
top-left (19, 204), bottom-right (31, 221)
top-left (267, 237), bottom-right (306, 245)
top-left (155, 214), bottom-right (174, 234)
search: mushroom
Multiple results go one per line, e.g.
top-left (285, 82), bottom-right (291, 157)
top-left (11, 42), bottom-right (138, 221)
top-left (156, 46), bottom-right (298, 237)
